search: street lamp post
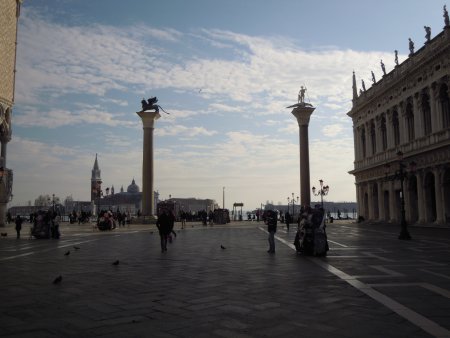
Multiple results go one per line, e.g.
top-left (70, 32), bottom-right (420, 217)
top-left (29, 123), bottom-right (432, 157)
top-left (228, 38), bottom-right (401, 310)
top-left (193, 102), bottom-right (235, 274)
top-left (312, 179), bottom-right (329, 209)
top-left (385, 151), bottom-right (416, 240)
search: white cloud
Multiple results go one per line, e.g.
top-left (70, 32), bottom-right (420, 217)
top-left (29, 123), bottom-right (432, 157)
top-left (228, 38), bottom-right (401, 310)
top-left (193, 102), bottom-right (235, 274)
top-left (322, 124), bottom-right (344, 137)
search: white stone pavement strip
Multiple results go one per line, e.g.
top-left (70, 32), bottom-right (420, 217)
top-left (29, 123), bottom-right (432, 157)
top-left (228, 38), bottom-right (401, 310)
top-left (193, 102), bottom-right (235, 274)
top-left (0, 238), bottom-right (99, 261)
top-left (258, 226), bottom-right (450, 338)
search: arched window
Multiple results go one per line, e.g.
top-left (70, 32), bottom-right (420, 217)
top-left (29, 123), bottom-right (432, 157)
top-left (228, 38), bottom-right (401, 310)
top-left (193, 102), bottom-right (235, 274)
top-left (406, 102), bottom-right (415, 141)
top-left (381, 115), bottom-right (387, 151)
top-left (422, 93), bottom-right (432, 135)
top-left (392, 110), bottom-right (400, 146)
top-left (440, 84), bottom-right (450, 128)
top-left (370, 121), bottom-right (376, 154)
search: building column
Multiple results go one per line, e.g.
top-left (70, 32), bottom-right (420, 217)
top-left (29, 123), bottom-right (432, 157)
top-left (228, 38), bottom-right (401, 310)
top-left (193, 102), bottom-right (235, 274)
top-left (434, 167), bottom-right (445, 224)
top-left (386, 109), bottom-right (394, 149)
top-left (355, 182), bottom-right (361, 217)
top-left (430, 83), bottom-right (439, 133)
top-left (367, 182), bottom-right (374, 220)
top-left (375, 117), bottom-right (383, 154)
top-left (136, 110), bottom-right (160, 216)
top-left (291, 104), bottom-right (315, 207)
top-left (354, 127), bottom-right (360, 161)
top-left (365, 122), bottom-right (371, 157)
top-left (413, 93), bottom-right (424, 139)
top-left (377, 180), bottom-right (385, 221)
top-left (434, 87), bottom-right (443, 131)
top-left (416, 170), bottom-right (426, 223)
top-left (398, 101), bottom-right (408, 145)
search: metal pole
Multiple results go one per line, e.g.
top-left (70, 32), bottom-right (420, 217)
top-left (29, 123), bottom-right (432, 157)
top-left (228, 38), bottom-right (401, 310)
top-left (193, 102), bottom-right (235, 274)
top-left (223, 187), bottom-right (225, 209)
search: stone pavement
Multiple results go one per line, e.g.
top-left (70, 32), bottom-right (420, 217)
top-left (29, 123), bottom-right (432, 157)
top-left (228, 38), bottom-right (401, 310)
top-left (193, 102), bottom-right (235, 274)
top-left (0, 220), bottom-right (450, 337)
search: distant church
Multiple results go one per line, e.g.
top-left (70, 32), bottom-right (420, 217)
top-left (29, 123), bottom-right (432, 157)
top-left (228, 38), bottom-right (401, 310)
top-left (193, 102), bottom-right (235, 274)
top-left (90, 154), bottom-right (157, 214)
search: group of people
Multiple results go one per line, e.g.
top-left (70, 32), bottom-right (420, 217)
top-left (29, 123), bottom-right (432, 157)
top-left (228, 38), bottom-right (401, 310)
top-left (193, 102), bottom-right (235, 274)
top-left (156, 209), bottom-right (176, 252)
top-left (266, 205), bottom-right (328, 256)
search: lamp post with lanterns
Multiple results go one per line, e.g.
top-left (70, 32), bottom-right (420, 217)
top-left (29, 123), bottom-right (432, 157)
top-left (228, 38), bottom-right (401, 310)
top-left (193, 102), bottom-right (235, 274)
top-left (312, 180), bottom-right (329, 209)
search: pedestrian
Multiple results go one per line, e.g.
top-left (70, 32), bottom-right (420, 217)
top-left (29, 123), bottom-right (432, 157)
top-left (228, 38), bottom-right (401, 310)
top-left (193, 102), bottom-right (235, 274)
top-left (15, 215), bottom-right (23, 239)
top-left (156, 210), bottom-right (171, 252)
top-left (285, 211), bottom-right (291, 231)
top-left (181, 211), bottom-right (186, 229)
top-left (267, 210), bottom-right (277, 253)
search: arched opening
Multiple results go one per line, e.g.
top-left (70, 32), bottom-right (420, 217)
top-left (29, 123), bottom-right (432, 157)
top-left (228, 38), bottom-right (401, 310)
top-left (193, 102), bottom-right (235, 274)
top-left (406, 101), bottom-right (415, 141)
top-left (424, 172), bottom-right (437, 222)
top-left (407, 175), bottom-right (418, 223)
top-left (440, 84), bottom-right (450, 128)
top-left (443, 168), bottom-right (450, 223)
top-left (422, 92), bottom-right (432, 135)
top-left (383, 190), bottom-right (390, 221)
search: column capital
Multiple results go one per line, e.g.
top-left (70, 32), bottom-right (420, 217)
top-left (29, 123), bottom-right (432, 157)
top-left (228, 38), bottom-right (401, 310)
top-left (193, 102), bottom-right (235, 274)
top-left (291, 105), bottom-right (316, 126)
top-left (136, 111), bottom-right (161, 128)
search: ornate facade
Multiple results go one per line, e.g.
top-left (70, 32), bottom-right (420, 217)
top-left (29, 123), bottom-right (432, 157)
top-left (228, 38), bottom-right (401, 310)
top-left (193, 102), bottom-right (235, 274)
top-left (349, 15), bottom-right (450, 225)
top-left (0, 0), bottom-right (21, 226)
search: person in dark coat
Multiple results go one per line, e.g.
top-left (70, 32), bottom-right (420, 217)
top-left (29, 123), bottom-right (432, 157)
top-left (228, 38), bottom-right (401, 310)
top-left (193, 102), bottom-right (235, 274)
top-left (15, 215), bottom-right (23, 239)
top-left (267, 210), bottom-right (277, 253)
top-left (156, 210), bottom-right (171, 252)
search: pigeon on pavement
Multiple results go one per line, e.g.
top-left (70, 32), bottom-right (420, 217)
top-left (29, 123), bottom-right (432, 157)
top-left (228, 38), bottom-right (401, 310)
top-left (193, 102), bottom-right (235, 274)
top-left (53, 275), bottom-right (62, 284)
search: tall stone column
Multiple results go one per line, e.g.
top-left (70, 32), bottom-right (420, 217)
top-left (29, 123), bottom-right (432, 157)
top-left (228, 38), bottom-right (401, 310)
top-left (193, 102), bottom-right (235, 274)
top-left (136, 111), bottom-right (160, 216)
top-left (290, 102), bottom-right (315, 207)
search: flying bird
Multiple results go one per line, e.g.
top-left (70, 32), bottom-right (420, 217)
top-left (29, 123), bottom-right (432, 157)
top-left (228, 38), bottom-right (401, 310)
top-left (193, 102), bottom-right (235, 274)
top-left (64, 251), bottom-right (70, 256)
top-left (53, 275), bottom-right (62, 284)
top-left (112, 260), bottom-right (120, 266)
top-left (221, 245), bottom-right (226, 250)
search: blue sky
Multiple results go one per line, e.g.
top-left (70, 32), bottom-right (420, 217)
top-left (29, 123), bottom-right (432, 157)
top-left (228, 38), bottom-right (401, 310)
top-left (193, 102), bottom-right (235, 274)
top-left (9, 0), bottom-right (448, 209)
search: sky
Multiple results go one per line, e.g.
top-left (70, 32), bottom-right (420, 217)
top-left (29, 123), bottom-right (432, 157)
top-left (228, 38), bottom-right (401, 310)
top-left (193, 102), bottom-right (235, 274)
top-left (9, 0), bottom-right (449, 210)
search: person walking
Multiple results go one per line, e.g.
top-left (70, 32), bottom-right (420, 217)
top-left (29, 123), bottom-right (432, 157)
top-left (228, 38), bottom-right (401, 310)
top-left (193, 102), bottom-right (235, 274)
top-left (285, 211), bottom-right (291, 231)
top-left (15, 215), bottom-right (23, 239)
top-left (267, 210), bottom-right (277, 253)
top-left (156, 210), bottom-right (171, 252)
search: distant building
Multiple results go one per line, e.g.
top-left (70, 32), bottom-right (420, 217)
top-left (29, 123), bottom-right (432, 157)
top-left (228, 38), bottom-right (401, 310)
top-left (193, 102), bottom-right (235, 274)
top-left (166, 197), bottom-right (217, 216)
top-left (348, 17), bottom-right (450, 225)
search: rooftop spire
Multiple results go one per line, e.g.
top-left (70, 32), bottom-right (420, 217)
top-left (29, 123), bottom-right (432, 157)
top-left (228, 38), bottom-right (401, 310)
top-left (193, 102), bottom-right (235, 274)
top-left (91, 153), bottom-right (101, 181)
top-left (352, 71), bottom-right (358, 104)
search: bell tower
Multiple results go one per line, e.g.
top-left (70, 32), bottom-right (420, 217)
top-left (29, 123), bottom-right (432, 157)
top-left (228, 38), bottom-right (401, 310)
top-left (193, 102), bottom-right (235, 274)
top-left (91, 154), bottom-right (102, 201)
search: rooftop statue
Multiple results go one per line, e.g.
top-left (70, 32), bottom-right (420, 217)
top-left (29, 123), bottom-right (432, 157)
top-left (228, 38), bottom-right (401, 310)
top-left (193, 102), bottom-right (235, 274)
top-left (140, 97), bottom-right (169, 114)
top-left (371, 71), bottom-right (376, 84)
top-left (380, 60), bottom-right (386, 76)
top-left (286, 86), bottom-right (313, 109)
top-left (394, 50), bottom-right (399, 66)
top-left (298, 86), bottom-right (306, 103)
top-left (361, 79), bottom-right (366, 92)
top-left (408, 38), bottom-right (415, 56)
top-left (424, 26), bottom-right (431, 42)
top-left (444, 5), bottom-right (450, 28)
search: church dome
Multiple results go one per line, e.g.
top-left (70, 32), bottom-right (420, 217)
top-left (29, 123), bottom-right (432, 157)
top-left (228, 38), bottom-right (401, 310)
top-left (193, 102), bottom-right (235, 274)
top-left (127, 178), bottom-right (140, 193)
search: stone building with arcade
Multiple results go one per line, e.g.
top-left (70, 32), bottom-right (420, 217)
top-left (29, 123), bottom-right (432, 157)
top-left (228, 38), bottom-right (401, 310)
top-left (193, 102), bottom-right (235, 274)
top-left (349, 9), bottom-right (450, 225)
top-left (0, 0), bottom-right (21, 226)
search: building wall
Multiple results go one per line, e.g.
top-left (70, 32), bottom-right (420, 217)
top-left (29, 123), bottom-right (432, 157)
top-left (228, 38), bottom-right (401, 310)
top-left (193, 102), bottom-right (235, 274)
top-left (0, 0), bottom-right (20, 106)
top-left (349, 27), bottom-right (450, 225)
